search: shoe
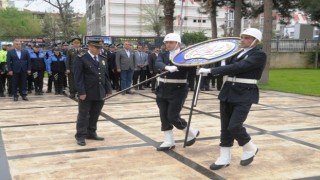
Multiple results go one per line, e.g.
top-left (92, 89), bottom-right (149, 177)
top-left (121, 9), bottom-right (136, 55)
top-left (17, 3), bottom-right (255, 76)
top-left (39, 92), bottom-right (44, 95)
top-left (139, 88), bottom-right (145, 90)
top-left (28, 90), bottom-right (32, 94)
top-left (126, 91), bottom-right (134, 94)
top-left (121, 92), bottom-right (126, 95)
top-left (157, 130), bottom-right (175, 151)
top-left (13, 97), bottom-right (18, 101)
top-left (86, 135), bottom-right (104, 141)
top-left (22, 96), bottom-right (29, 101)
top-left (55, 92), bottom-right (59, 95)
top-left (183, 127), bottom-right (200, 146)
top-left (210, 147), bottom-right (231, 170)
top-left (76, 139), bottom-right (86, 146)
top-left (0, 93), bottom-right (5, 97)
top-left (46, 90), bottom-right (51, 93)
top-left (240, 141), bottom-right (258, 166)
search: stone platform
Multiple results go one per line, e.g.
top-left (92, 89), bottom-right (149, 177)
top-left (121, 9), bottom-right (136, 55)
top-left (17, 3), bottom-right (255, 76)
top-left (0, 86), bottom-right (319, 179)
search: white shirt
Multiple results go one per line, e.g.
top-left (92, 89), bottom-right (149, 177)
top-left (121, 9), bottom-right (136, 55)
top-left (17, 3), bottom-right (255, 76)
top-left (88, 51), bottom-right (99, 62)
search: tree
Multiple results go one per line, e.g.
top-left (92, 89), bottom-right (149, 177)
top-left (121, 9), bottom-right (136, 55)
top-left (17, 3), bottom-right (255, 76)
top-left (299, 0), bottom-right (320, 68)
top-left (76, 16), bottom-right (87, 37)
top-left (0, 8), bottom-right (43, 40)
top-left (182, 31), bottom-right (208, 46)
top-left (163, 0), bottom-right (175, 34)
top-left (140, 2), bottom-right (164, 37)
top-left (42, 0), bottom-right (75, 39)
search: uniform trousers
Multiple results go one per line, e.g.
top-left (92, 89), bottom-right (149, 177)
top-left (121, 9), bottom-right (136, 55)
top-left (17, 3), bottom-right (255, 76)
top-left (219, 101), bottom-right (252, 147)
top-left (32, 70), bottom-right (44, 93)
top-left (156, 84), bottom-right (188, 131)
top-left (75, 99), bottom-right (105, 139)
top-left (68, 72), bottom-right (77, 95)
top-left (52, 71), bottom-right (65, 93)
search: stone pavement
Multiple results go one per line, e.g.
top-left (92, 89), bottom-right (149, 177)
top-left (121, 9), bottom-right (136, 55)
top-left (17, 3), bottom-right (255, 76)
top-left (0, 85), bottom-right (319, 179)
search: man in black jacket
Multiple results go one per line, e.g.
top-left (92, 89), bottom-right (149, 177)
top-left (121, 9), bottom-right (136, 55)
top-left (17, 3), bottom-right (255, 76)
top-left (155, 33), bottom-right (199, 151)
top-left (199, 28), bottom-right (266, 170)
top-left (73, 39), bottom-right (112, 146)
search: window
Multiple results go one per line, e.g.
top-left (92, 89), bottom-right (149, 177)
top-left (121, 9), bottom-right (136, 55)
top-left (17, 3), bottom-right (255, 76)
top-left (193, 19), bottom-right (197, 23)
top-left (202, 19), bottom-right (206, 23)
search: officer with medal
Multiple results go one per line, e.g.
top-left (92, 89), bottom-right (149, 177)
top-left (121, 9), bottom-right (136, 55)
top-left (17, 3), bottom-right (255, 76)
top-left (66, 37), bottom-right (86, 98)
top-left (155, 33), bottom-right (200, 151)
top-left (199, 28), bottom-right (266, 170)
top-left (73, 38), bottom-right (112, 146)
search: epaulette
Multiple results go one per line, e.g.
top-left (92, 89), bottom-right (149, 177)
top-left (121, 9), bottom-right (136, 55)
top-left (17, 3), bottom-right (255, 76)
top-left (78, 52), bottom-right (85, 57)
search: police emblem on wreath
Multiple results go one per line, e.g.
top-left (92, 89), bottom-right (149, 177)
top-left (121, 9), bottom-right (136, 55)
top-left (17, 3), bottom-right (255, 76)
top-left (172, 37), bottom-right (242, 67)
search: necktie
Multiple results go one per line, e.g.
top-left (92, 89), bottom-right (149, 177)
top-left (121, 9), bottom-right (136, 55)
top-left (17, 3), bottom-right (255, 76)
top-left (94, 56), bottom-right (98, 62)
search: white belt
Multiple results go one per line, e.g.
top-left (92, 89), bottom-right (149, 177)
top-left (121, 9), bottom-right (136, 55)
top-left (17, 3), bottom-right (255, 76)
top-left (158, 77), bottom-right (187, 83)
top-left (226, 77), bottom-right (257, 84)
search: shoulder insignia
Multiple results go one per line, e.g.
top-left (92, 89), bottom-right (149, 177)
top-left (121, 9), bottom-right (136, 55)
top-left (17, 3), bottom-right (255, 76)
top-left (78, 52), bottom-right (85, 57)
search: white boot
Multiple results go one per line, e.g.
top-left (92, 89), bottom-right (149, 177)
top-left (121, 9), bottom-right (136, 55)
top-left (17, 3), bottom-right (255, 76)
top-left (210, 147), bottom-right (231, 170)
top-left (157, 130), bottom-right (175, 151)
top-left (240, 141), bottom-right (258, 166)
top-left (183, 127), bottom-right (200, 146)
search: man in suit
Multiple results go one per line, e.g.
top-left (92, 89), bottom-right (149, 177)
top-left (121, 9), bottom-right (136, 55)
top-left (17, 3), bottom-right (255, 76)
top-left (199, 28), bottom-right (266, 170)
top-left (148, 46), bottom-right (160, 92)
top-left (107, 44), bottom-right (119, 91)
top-left (66, 37), bottom-right (86, 98)
top-left (73, 39), bottom-right (112, 146)
top-left (115, 41), bottom-right (135, 94)
top-left (133, 45), bottom-right (148, 90)
top-left (7, 40), bottom-right (31, 101)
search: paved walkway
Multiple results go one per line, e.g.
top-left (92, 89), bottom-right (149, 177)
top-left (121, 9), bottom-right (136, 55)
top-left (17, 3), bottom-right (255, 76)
top-left (0, 84), bottom-right (319, 179)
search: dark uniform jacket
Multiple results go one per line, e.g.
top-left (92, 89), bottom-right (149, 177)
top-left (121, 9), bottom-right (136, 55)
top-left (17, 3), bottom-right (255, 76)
top-left (7, 49), bottom-right (31, 73)
top-left (73, 52), bottom-right (112, 101)
top-left (30, 51), bottom-right (46, 71)
top-left (148, 52), bottom-right (158, 73)
top-left (66, 48), bottom-right (86, 73)
top-left (155, 51), bottom-right (190, 99)
top-left (211, 47), bottom-right (266, 104)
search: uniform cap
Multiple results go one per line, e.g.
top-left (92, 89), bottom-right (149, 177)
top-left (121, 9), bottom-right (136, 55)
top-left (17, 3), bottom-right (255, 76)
top-left (241, 28), bottom-right (262, 42)
top-left (53, 47), bottom-right (60, 51)
top-left (163, 33), bottom-right (181, 43)
top-left (87, 38), bottom-right (104, 48)
top-left (71, 37), bottom-right (82, 43)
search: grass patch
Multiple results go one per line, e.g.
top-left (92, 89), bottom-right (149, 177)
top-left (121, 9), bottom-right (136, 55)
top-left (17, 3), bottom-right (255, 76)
top-left (258, 69), bottom-right (320, 96)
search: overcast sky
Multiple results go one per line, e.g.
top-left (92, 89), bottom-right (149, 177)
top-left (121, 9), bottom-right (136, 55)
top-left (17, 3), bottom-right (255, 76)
top-left (14, 0), bottom-right (86, 14)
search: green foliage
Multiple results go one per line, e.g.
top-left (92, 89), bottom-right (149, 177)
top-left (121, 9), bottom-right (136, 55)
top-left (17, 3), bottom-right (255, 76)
top-left (298, 0), bottom-right (320, 27)
top-left (0, 8), bottom-right (43, 39)
top-left (258, 69), bottom-right (320, 96)
top-left (76, 16), bottom-right (87, 37)
top-left (181, 31), bottom-right (208, 46)
top-left (305, 46), bottom-right (320, 67)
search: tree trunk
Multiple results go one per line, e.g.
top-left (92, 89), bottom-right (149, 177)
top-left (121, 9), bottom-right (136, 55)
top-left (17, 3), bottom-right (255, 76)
top-left (163, 0), bottom-right (175, 34)
top-left (260, 0), bottom-right (273, 84)
top-left (233, 0), bottom-right (242, 37)
top-left (210, 3), bottom-right (217, 38)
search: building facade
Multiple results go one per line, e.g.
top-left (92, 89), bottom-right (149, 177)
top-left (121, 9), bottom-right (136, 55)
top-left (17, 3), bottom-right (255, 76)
top-left (86, 0), bottom-right (232, 38)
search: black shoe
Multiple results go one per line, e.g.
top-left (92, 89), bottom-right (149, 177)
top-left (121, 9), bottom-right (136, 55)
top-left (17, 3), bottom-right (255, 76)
top-left (185, 131), bottom-right (200, 146)
top-left (76, 139), bottom-right (86, 146)
top-left (55, 92), bottom-right (59, 95)
top-left (210, 163), bottom-right (229, 170)
top-left (0, 93), bottom-right (5, 97)
top-left (13, 97), bottom-right (18, 101)
top-left (69, 94), bottom-right (75, 98)
top-left (86, 135), bottom-right (104, 141)
top-left (126, 91), bottom-right (134, 94)
top-left (39, 92), bottom-right (44, 95)
top-left (240, 148), bottom-right (258, 166)
top-left (22, 96), bottom-right (29, 101)
top-left (28, 90), bottom-right (32, 94)
top-left (46, 90), bottom-right (51, 93)
top-left (139, 88), bottom-right (145, 90)
top-left (156, 145), bottom-right (175, 151)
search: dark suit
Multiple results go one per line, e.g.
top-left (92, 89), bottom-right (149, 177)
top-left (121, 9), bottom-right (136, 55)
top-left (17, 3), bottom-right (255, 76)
top-left (66, 48), bottom-right (86, 95)
top-left (73, 52), bottom-right (112, 140)
top-left (7, 49), bottom-right (31, 97)
top-left (148, 52), bottom-right (158, 91)
top-left (115, 49), bottom-right (135, 91)
top-left (211, 47), bottom-right (266, 147)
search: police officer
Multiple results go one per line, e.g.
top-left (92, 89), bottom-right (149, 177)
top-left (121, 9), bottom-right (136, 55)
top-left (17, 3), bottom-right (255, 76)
top-left (30, 44), bottom-right (46, 95)
top-left (199, 28), bottom-right (266, 170)
top-left (0, 43), bottom-right (8, 97)
top-left (155, 33), bottom-right (199, 151)
top-left (45, 44), bottom-right (56, 93)
top-left (73, 39), bottom-right (112, 146)
top-left (66, 37), bottom-right (86, 98)
top-left (46, 47), bottom-right (66, 95)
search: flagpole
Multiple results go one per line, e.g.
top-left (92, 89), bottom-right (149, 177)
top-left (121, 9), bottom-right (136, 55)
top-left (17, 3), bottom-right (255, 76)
top-left (180, 0), bottom-right (184, 36)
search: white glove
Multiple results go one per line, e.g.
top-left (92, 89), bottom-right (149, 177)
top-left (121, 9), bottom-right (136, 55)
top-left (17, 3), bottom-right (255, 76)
top-left (165, 66), bottom-right (179, 73)
top-left (198, 68), bottom-right (211, 75)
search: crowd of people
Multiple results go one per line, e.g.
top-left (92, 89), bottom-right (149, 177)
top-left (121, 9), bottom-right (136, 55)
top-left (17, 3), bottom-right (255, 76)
top-left (0, 38), bottom-right (221, 101)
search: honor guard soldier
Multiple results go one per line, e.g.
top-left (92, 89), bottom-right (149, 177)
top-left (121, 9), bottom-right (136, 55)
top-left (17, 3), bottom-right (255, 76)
top-left (30, 44), bottom-right (46, 95)
top-left (199, 28), bottom-right (266, 170)
top-left (66, 37), bottom-right (86, 98)
top-left (73, 38), bottom-right (112, 146)
top-left (155, 33), bottom-right (200, 151)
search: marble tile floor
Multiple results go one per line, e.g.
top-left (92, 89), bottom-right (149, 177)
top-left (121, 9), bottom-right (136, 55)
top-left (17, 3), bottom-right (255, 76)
top-left (0, 88), bottom-right (319, 180)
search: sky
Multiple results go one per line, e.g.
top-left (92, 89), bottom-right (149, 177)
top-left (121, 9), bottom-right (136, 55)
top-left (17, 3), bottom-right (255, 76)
top-left (13, 0), bottom-right (86, 14)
